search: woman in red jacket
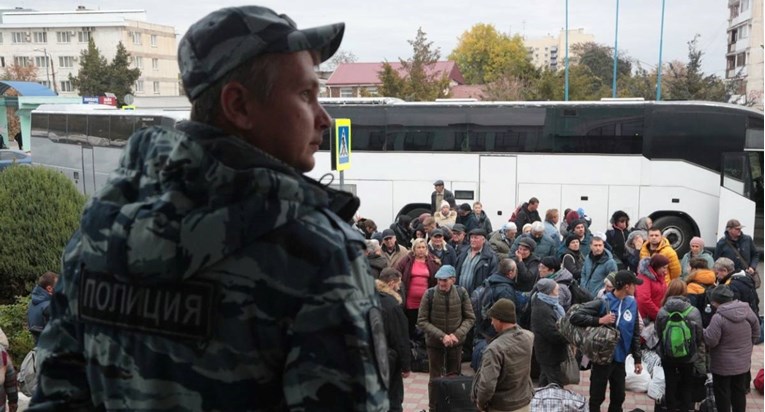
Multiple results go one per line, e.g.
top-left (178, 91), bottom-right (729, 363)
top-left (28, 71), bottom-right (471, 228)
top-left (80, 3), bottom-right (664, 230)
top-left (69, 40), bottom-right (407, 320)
top-left (636, 254), bottom-right (669, 322)
top-left (396, 238), bottom-right (442, 336)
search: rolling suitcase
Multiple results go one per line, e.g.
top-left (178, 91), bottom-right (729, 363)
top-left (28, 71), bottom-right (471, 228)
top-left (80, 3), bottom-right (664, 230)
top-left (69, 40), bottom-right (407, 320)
top-left (429, 374), bottom-right (477, 412)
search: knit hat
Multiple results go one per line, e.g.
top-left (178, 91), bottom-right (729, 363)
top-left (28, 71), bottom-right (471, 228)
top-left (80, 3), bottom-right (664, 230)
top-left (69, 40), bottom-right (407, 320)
top-left (434, 265), bottom-right (456, 279)
top-left (540, 256), bottom-right (560, 272)
top-left (487, 298), bottom-right (516, 323)
top-left (440, 200), bottom-right (451, 209)
top-left (689, 237), bottom-right (705, 248)
top-left (710, 285), bottom-right (735, 305)
top-left (517, 237), bottom-right (536, 252)
top-left (536, 278), bottom-right (557, 295)
top-left (564, 234), bottom-right (579, 248)
top-left (649, 254), bottom-right (670, 270)
top-left (565, 210), bottom-right (580, 225)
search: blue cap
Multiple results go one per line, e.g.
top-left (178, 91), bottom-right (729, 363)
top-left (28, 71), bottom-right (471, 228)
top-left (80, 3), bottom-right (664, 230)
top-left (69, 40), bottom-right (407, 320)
top-left (434, 265), bottom-right (456, 279)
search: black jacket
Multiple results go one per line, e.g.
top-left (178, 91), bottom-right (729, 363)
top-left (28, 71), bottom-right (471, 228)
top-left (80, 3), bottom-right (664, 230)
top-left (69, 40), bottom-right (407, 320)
top-left (606, 226), bottom-right (629, 268)
top-left (530, 297), bottom-right (569, 366)
top-left (513, 254), bottom-right (540, 292)
top-left (514, 202), bottom-right (541, 229)
top-left (429, 243), bottom-right (458, 267)
top-left (714, 232), bottom-right (760, 272)
top-left (430, 189), bottom-right (456, 213)
top-left (727, 272), bottom-right (760, 315)
top-left (378, 288), bottom-right (411, 373)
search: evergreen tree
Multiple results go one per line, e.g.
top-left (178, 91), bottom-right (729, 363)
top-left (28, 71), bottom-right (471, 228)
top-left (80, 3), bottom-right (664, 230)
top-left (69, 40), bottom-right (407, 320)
top-left (70, 39), bottom-right (141, 105)
top-left (379, 28), bottom-right (450, 101)
top-left (107, 42), bottom-right (141, 106)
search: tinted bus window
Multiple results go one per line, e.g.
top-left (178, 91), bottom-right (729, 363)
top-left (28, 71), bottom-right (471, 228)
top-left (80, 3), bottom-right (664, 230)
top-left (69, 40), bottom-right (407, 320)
top-left (68, 115), bottom-right (88, 143)
top-left (48, 114), bottom-right (67, 141)
top-left (746, 116), bottom-right (763, 150)
top-left (553, 106), bottom-right (643, 154)
top-left (111, 116), bottom-right (135, 142)
top-left (387, 106), bottom-right (468, 152)
top-left (88, 115), bottom-right (110, 146)
top-left (324, 105), bottom-right (388, 151)
top-left (31, 113), bottom-right (48, 138)
top-left (467, 106), bottom-right (547, 152)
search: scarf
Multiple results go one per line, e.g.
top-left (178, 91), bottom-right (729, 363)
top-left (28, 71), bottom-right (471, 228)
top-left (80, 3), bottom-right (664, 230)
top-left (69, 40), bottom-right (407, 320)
top-left (537, 292), bottom-right (565, 319)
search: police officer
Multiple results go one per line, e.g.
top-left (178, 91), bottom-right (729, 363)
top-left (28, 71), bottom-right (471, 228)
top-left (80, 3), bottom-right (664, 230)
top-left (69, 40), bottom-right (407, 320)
top-left (30, 6), bottom-right (389, 411)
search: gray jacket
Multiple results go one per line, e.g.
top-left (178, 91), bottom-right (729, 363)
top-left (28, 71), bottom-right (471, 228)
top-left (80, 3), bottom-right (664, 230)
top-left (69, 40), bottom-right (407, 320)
top-left (703, 300), bottom-right (760, 376)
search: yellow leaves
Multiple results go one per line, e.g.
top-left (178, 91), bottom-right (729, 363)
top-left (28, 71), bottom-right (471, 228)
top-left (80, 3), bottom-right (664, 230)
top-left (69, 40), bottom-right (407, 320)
top-left (449, 24), bottom-right (531, 85)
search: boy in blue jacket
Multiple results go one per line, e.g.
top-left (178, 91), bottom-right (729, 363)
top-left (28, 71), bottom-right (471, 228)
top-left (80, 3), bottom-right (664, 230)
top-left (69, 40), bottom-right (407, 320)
top-left (570, 270), bottom-right (643, 412)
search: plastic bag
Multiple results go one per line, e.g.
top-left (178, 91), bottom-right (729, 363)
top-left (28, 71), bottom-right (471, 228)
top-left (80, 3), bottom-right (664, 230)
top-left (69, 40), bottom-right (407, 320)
top-left (625, 354), bottom-right (650, 393)
top-left (647, 364), bottom-right (666, 401)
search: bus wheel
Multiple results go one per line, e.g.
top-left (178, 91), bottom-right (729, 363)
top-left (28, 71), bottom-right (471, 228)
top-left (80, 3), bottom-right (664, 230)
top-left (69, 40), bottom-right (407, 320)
top-left (653, 215), bottom-right (693, 256)
top-left (406, 207), bottom-right (431, 221)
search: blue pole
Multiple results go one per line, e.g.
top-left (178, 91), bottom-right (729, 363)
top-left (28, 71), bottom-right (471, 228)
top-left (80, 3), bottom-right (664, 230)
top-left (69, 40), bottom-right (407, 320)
top-left (612, 0), bottom-right (620, 98)
top-left (564, 0), bottom-right (569, 101)
top-left (657, 0), bottom-right (666, 100)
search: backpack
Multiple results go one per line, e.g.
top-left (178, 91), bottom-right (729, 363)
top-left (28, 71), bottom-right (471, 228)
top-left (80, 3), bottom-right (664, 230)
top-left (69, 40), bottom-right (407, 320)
top-left (517, 291), bottom-right (537, 329)
top-left (568, 280), bottom-right (593, 304)
top-left (18, 348), bottom-right (37, 397)
top-left (661, 306), bottom-right (696, 360)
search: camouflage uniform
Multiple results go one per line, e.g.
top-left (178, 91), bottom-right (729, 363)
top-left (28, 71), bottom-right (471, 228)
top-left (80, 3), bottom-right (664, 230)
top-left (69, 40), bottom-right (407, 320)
top-left (29, 121), bottom-right (390, 411)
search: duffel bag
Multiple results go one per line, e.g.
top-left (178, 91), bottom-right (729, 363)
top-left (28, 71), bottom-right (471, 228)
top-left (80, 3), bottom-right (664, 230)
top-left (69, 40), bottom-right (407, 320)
top-left (530, 383), bottom-right (587, 412)
top-left (559, 304), bottom-right (619, 365)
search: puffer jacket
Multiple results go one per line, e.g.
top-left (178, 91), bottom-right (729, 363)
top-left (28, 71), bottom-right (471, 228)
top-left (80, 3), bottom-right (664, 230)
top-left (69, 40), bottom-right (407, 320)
top-left (416, 285), bottom-right (475, 348)
top-left (31, 121), bottom-right (389, 411)
top-left (686, 269), bottom-right (716, 295)
top-left (655, 296), bottom-right (705, 364)
top-left (472, 326), bottom-right (534, 412)
top-left (704, 300), bottom-right (760, 376)
top-left (726, 270), bottom-right (760, 315)
top-left (680, 251), bottom-right (715, 278)
top-left (636, 258), bottom-right (668, 322)
top-left (581, 249), bottom-right (618, 296)
top-left (640, 237), bottom-right (681, 283)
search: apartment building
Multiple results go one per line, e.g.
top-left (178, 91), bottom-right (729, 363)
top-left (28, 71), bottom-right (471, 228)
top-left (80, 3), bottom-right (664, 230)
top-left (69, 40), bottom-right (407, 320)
top-left (0, 6), bottom-right (179, 98)
top-left (726, 0), bottom-right (763, 109)
top-left (525, 28), bottom-right (595, 71)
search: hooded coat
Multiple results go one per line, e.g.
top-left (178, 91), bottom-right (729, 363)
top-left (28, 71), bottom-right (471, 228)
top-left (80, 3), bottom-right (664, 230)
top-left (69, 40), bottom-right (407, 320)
top-left (31, 122), bottom-right (389, 411)
top-left (703, 300), bottom-right (760, 376)
top-left (27, 285), bottom-right (52, 338)
top-left (636, 258), bottom-right (669, 322)
top-left (725, 270), bottom-right (760, 315)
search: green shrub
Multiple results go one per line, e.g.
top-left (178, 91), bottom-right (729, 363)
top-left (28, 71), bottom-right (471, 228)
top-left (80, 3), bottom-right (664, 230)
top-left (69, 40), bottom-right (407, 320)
top-left (0, 165), bottom-right (85, 302)
top-left (0, 296), bottom-right (34, 363)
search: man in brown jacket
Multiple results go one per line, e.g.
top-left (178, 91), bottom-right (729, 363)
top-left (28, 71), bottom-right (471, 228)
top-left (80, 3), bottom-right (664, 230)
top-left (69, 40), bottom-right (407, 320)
top-left (472, 298), bottom-right (534, 412)
top-left (417, 265), bottom-right (475, 410)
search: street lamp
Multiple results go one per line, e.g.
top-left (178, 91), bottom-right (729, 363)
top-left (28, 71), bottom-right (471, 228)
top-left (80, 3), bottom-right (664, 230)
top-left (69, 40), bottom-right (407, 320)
top-left (33, 48), bottom-right (51, 91)
top-left (656, 0), bottom-right (667, 100)
top-left (612, 0), bottom-right (620, 98)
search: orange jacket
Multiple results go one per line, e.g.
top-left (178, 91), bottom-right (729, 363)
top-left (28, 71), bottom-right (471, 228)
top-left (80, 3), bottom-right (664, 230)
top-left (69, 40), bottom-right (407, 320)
top-left (685, 269), bottom-right (716, 295)
top-left (639, 238), bottom-right (681, 284)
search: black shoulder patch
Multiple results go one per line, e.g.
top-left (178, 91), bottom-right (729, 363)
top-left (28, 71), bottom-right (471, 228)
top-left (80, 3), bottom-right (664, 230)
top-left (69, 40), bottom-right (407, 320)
top-left (78, 270), bottom-right (215, 340)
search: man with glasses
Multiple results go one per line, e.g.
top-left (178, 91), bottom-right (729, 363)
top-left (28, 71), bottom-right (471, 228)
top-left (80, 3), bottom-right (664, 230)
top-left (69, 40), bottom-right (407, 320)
top-left (714, 219), bottom-right (759, 275)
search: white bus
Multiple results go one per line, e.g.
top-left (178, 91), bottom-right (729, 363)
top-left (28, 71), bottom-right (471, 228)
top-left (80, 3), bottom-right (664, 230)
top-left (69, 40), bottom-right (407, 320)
top-left (29, 100), bottom-right (763, 255)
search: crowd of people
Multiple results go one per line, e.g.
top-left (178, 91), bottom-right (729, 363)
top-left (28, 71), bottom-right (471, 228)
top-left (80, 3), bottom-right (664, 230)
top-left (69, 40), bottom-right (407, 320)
top-left (356, 182), bottom-right (762, 412)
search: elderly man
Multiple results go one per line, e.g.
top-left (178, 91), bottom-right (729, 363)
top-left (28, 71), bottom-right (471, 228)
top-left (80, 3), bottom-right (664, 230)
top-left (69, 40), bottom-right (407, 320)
top-left (30, 6), bottom-right (389, 411)
top-left (429, 228), bottom-right (458, 267)
top-left (381, 228), bottom-right (409, 269)
top-left (471, 298), bottom-right (534, 412)
top-left (455, 229), bottom-right (499, 295)
top-left (714, 219), bottom-right (759, 276)
top-left (431, 180), bottom-right (456, 213)
top-left (510, 221), bottom-right (557, 258)
top-left (417, 265), bottom-right (475, 411)
top-left (489, 222), bottom-right (517, 259)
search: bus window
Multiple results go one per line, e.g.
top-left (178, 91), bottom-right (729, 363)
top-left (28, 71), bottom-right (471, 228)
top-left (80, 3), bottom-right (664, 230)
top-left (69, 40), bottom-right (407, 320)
top-left (746, 116), bottom-right (763, 150)
top-left (137, 117), bottom-right (162, 131)
top-left (31, 113), bottom-right (48, 139)
top-left (111, 116), bottom-right (135, 144)
top-left (387, 106), bottom-right (467, 152)
top-left (87, 115), bottom-right (110, 146)
top-left (68, 115), bottom-right (88, 144)
top-left (48, 114), bottom-right (67, 142)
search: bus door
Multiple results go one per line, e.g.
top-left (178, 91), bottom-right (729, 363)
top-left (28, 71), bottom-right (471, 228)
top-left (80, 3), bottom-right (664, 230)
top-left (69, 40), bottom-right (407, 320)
top-left (81, 145), bottom-right (97, 195)
top-left (718, 152), bottom-right (759, 241)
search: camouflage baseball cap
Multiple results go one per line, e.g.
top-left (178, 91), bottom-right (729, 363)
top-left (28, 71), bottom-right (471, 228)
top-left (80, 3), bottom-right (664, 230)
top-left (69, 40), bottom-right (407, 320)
top-left (178, 6), bottom-right (345, 101)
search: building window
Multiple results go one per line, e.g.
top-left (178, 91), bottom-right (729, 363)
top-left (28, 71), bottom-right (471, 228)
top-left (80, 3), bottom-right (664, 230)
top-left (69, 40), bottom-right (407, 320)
top-left (739, 24), bottom-right (750, 39)
top-left (34, 56), bottom-right (49, 68)
top-left (152, 58), bottom-right (159, 70)
top-left (740, 0), bottom-right (750, 12)
top-left (134, 56), bottom-right (143, 69)
top-left (0, 33), bottom-right (3, 44)
top-left (11, 32), bottom-right (29, 43)
top-left (78, 31), bottom-right (91, 42)
top-left (153, 81), bottom-right (160, 94)
top-left (60, 80), bottom-right (73, 92)
top-left (135, 80), bottom-right (144, 93)
top-left (366, 87), bottom-right (379, 96)
top-left (150, 34), bottom-right (157, 47)
top-left (736, 52), bottom-right (747, 67)
top-left (0, 57), bottom-right (5, 67)
top-left (56, 31), bottom-right (72, 43)
top-left (38, 80), bottom-right (51, 88)
top-left (132, 32), bottom-right (142, 45)
top-left (13, 56), bottom-right (31, 67)
top-left (340, 88), bottom-right (353, 98)
top-left (33, 32), bottom-right (47, 43)
top-left (59, 56), bottom-right (75, 68)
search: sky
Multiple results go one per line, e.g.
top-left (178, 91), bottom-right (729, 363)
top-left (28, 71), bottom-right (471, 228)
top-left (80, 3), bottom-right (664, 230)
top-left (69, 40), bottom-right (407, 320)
top-left (18, 0), bottom-right (731, 76)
